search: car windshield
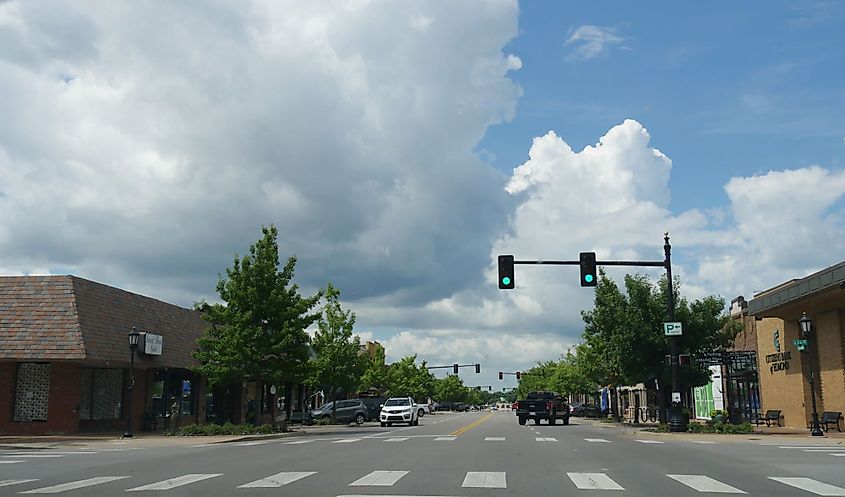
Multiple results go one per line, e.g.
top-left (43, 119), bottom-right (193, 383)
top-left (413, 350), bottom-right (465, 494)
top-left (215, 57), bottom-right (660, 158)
top-left (385, 399), bottom-right (410, 407)
top-left (318, 402), bottom-right (332, 410)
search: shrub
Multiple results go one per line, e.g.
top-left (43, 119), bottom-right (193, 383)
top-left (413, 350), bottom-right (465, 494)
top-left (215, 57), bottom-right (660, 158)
top-left (687, 422), bottom-right (754, 434)
top-left (177, 423), bottom-right (283, 436)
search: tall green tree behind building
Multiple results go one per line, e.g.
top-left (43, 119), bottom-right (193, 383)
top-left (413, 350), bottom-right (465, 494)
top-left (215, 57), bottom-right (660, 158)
top-left (309, 284), bottom-right (366, 423)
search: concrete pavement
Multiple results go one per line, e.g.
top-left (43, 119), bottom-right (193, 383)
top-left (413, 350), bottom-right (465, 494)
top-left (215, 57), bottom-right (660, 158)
top-left (2, 410), bottom-right (845, 496)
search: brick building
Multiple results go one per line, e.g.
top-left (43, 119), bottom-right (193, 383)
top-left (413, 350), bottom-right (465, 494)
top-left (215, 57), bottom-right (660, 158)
top-left (746, 261), bottom-right (845, 429)
top-left (0, 276), bottom-right (208, 435)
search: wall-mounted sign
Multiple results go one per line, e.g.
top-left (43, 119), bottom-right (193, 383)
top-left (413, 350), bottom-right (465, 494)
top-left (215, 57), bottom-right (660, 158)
top-left (143, 333), bottom-right (163, 355)
top-left (766, 351), bottom-right (791, 374)
top-left (773, 329), bottom-right (781, 352)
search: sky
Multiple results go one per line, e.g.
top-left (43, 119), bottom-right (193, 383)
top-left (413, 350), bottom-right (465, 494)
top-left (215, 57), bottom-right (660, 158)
top-left (1, 1), bottom-right (844, 392)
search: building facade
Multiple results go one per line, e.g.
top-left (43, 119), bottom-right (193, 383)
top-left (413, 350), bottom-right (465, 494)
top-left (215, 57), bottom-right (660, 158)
top-left (747, 261), bottom-right (845, 429)
top-left (0, 276), bottom-right (208, 435)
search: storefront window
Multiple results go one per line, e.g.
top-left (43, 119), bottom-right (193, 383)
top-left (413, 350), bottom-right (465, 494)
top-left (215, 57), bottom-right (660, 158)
top-left (13, 363), bottom-right (51, 422)
top-left (79, 368), bottom-right (124, 420)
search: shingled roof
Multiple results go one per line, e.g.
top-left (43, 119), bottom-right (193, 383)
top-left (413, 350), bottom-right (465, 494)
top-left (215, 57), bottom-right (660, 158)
top-left (0, 276), bottom-right (208, 368)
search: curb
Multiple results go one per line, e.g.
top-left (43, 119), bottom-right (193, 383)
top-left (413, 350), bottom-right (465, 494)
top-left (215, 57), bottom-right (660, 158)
top-left (209, 431), bottom-right (306, 444)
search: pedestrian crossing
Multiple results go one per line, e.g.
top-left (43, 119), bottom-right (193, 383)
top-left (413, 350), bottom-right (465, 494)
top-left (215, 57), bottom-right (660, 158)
top-left (3, 471), bottom-right (845, 494)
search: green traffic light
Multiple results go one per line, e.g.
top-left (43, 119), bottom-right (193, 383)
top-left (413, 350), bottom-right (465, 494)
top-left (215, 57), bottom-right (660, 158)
top-left (585, 274), bottom-right (594, 283)
top-left (502, 277), bottom-right (511, 286)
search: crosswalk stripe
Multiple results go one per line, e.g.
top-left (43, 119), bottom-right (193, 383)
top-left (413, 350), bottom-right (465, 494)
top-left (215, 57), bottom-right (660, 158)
top-left (237, 471), bottom-right (316, 488)
top-left (831, 454), bottom-right (845, 457)
top-left (125, 474), bottom-right (222, 491)
top-left (667, 474), bottom-right (746, 493)
top-left (434, 436), bottom-right (456, 441)
top-left (0, 479), bottom-right (38, 487)
top-left (484, 437), bottom-right (506, 441)
top-left (234, 441), bottom-right (267, 446)
top-left (635, 440), bottom-right (664, 444)
top-left (21, 476), bottom-right (130, 494)
top-left (567, 473), bottom-right (624, 490)
top-left (0, 461), bottom-right (24, 464)
top-left (692, 441), bottom-right (718, 444)
top-left (384, 438), bottom-right (409, 442)
top-left (584, 438), bottom-right (611, 443)
top-left (536, 437), bottom-right (557, 442)
top-left (804, 449), bottom-right (845, 452)
top-left (462, 472), bottom-right (506, 488)
top-left (769, 477), bottom-right (845, 496)
top-left (349, 471), bottom-right (409, 486)
top-left (333, 439), bottom-right (361, 443)
top-left (283, 440), bottom-right (313, 445)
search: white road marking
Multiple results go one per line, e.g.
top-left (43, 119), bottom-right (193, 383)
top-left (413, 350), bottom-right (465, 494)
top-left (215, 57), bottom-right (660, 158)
top-left (4, 454), bottom-right (62, 458)
top-left (635, 440), bottom-right (664, 444)
top-left (769, 477), bottom-right (845, 496)
top-left (484, 437), bottom-right (506, 441)
top-left (536, 437), bottom-right (557, 442)
top-left (804, 449), bottom-right (845, 452)
top-left (283, 440), bottom-right (313, 445)
top-left (349, 471), bottom-right (409, 487)
top-left (434, 437), bottom-right (456, 441)
top-left (190, 444), bottom-right (216, 448)
top-left (831, 454), bottom-right (845, 457)
top-left (667, 474), bottom-right (746, 493)
top-left (237, 471), bottom-right (316, 488)
top-left (21, 476), bottom-right (130, 494)
top-left (0, 461), bottom-right (24, 464)
top-left (126, 474), bottom-right (222, 491)
top-left (462, 472), bottom-right (507, 488)
top-left (0, 479), bottom-right (38, 487)
top-left (777, 446), bottom-right (835, 449)
top-left (567, 473), bottom-right (624, 490)
top-left (11, 452), bottom-right (97, 455)
top-left (333, 439), bottom-right (362, 443)
top-left (234, 441), bottom-right (268, 446)
top-left (384, 438), bottom-right (409, 442)
top-left (692, 441), bottom-right (718, 444)
top-left (584, 438), bottom-right (611, 443)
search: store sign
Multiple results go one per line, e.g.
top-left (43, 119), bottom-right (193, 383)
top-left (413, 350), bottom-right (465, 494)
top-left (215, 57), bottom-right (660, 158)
top-left (143, 333), bottom-right (163, 355)
top-left (766, 351), bottom-right (791, 373)
top-left (773, 329), bottom-right (781, 352)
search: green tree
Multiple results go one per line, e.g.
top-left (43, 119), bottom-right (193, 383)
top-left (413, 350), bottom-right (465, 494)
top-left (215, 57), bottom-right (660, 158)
top-left (385, 355), bottom-right (435, 401)
top-left (309, 284), bottom-right (366, 423)
top-left (359, 343), bottom-right (389, 394)
top-left (194, 225), bottom-right (322, 423)
top-left (433, 375), bottom-right (468, 403)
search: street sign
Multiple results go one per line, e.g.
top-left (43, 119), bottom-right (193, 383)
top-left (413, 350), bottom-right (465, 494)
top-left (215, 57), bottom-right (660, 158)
top-left (793, 339), bottom-right (808, 351)
top-left (663, 322), bottom-right (683, 336)
top-left (672, 392), bottom-right (681, 403)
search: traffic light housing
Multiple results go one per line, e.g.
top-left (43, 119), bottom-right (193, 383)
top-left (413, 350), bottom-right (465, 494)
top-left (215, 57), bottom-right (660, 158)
top-left (515, 371), bottom-right (521, 380)
top-left (498, 255), bottom-right (515, 289)
top-left (580, 252), bottom-right (597, 287)
top-left (453, 363), bottom-right (459, 374)
top-left (678, 354), bottom-right (691, 366)
top-left (498, 371), bottom-right (503, 380)
top-left (475, 363), bottom-right (480, 374)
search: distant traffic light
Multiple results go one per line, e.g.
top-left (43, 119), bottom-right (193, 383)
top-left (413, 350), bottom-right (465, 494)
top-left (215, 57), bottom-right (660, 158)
top-left (475, 363), bottom-right (481, 374)
top-left (579, 252), bottom-right (597, 287)
top-left (453, 363), bottom-right (459, 374)
top-left (515, 371), bottom-right (521, 380)
top-left (498, 371), bottom-right (503, 380)
top-left (498, 255), bottom-right (515, 289)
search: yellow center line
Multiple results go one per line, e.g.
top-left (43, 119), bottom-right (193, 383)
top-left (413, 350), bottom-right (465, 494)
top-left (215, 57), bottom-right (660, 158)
top-left (450, 413), bottom-right (494, 436)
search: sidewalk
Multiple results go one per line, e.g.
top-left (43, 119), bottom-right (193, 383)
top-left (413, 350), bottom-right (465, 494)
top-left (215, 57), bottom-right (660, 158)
top-left (0, 430), bottom-right (305, 450)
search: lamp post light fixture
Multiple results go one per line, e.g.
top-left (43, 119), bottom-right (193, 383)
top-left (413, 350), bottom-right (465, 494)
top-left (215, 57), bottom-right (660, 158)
top-left (800, 313), bottom-right (824, 437)
top-left (124, 327), bottom-right (141, 438)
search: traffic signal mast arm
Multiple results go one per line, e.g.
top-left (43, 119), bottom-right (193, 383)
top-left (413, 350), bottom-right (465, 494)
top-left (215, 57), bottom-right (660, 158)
top-left (512, 259), bottom-right (666, 267)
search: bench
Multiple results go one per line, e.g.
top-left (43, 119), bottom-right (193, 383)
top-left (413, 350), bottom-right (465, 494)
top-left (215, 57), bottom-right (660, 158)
top-left (821, 411), bottom-right (842, 432)
top-left (753, 409), bottom-right (782, 427)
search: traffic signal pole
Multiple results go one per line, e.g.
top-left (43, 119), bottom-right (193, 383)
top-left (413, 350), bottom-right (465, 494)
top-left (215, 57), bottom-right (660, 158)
top-left (499, 233), bottom-right (687, 432)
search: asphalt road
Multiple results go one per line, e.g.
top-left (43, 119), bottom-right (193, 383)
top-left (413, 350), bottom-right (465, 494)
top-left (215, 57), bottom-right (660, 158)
top-left (3, 411), bottom-right (845, 496)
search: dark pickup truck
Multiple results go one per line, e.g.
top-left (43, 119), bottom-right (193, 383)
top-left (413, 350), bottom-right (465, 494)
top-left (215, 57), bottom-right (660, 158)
top-left (515, 391), bottom-right (570, 425)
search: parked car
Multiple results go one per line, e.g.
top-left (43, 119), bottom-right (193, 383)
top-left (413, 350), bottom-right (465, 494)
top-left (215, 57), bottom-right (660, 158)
top-left (569, 402), bottom-right (600, 417)
top-left (414, 402), bottom-right (431, 417)
top-left (380, 397), bottom-right (419, 426)
top-left (311, 399), bottom-right (369, 424)
top-left (358, 397), bottom-right (387, 421)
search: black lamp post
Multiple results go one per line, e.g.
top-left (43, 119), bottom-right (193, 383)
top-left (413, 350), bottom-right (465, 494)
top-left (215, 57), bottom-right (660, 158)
top-left (124, 327), bottom-right (141, 438)
top-left (800, 313), bottom-right (824, 437)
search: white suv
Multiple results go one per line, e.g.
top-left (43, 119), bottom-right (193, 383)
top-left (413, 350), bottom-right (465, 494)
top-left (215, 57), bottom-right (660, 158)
top-left (380, 397), bottom-right (419, 427)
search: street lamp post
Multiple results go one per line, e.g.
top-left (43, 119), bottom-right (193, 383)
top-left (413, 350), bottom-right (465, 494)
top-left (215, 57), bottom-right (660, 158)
top-left (124, 327), bottom-right (141, 438)
top-left (800, 313), bottom-right (824, 437)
